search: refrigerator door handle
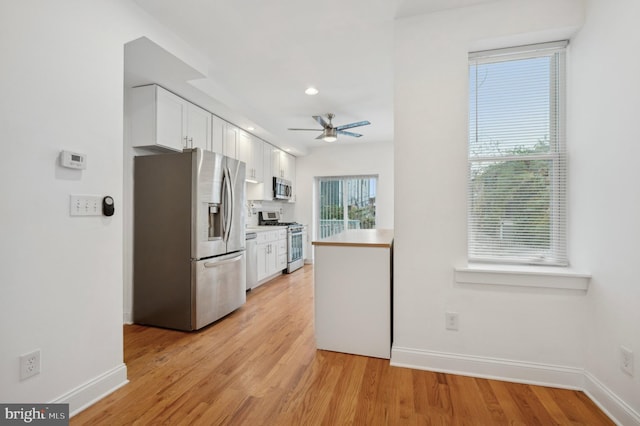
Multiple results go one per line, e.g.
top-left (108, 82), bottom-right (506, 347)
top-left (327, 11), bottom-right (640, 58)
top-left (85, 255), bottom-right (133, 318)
top-left (221, 167), bottom-right (230, 242)
top-left (223, 166), bottom-right (233, 242)
top-left (203, 252), bottom-right (243, 268)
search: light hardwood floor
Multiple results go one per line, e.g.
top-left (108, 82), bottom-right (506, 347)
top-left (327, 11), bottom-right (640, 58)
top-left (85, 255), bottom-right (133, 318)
top-left (71, 265), bottom-right (613, 425)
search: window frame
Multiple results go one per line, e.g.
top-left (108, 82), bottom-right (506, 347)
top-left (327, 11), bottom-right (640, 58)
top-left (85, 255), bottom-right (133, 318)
top-left (467, 41), bottom-right (568, 266)
top-left (315, 175), bottom-right (378, 240)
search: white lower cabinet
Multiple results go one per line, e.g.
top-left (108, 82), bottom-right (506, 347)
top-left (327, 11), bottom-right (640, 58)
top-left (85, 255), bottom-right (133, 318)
top-left (256, 242), bottom-right (273, 282)
top-left (276, 238), bottom-right (287, 270)
top-left (256, 229), bottom-right (287, 282)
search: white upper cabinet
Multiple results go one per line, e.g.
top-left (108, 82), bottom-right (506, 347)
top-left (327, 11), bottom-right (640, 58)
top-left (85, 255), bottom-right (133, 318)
top-left (236, 130), bottom-right (251, 172)
top-left (272, 149), bottom-right (283, 178)
top-left (272, 149), bottom-right (295, 181)
top-left (131, 85), bottom-right (212, 152)
top-left (186, 103), bottom-right (212, 151)
top-left (252, 138), bottom-right (265, 182)
top-left (237, 131), bottom-right (264, 183)
top-left (247, 144), bottom-right (274, 201)
top-left (131, 85), bottom-right (182, 151)
top-left (211, 115), bottom-right (225, 154)
top-left (246, 145), bottom-right (296, 201)
top-left (129, 85), bottom-right (287, 191)
top-left (223, 123), bottom-right (238, 159)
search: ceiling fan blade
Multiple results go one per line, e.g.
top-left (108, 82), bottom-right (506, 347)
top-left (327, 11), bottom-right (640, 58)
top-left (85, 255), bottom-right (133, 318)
top-left (315, 133), bottom-right (327, 140)
top-left (335, 120), bottom-right (371, 131)
top-left (288, 128), bottom-right (324, 131)
top-left (337, 130), bottom-right (363, 138)
top-left (313, 115), bottom-right (329, 128)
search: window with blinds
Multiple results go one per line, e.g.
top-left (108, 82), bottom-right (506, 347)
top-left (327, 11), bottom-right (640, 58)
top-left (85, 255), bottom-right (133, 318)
top-left (468, 41), bottom-right (567, 265)
top-left (317, 175), bottom-right (377, 239)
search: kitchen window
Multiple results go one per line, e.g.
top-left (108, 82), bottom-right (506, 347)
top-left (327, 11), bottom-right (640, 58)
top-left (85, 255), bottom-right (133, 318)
top-left (468, 41), bottom-right (567, 266)
top-left (317, 175), bottom-right (377, 239)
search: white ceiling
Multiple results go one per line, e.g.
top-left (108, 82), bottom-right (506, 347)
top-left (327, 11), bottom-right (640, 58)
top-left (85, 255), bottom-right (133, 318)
top-left (131, 0), bottom-right (497, 155)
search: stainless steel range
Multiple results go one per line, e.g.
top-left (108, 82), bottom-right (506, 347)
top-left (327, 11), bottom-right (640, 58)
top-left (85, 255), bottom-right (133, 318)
top-left (258, 211), bottom-right (304, 273)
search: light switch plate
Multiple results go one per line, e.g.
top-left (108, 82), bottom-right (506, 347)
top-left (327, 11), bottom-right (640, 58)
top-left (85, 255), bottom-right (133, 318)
top-left (70, 195), bottom-right (102, 216)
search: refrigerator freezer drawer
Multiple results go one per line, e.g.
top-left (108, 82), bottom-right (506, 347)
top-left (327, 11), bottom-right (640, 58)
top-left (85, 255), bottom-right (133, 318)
top-left (194, 251), bottom-right (246, 329)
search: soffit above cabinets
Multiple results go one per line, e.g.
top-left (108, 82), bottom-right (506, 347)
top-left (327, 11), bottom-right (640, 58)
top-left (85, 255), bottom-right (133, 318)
top-left (129, 0), bottom-right (499, 155)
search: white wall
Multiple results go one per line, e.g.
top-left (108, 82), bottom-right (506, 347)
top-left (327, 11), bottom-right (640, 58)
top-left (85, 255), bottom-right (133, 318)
top-left (393, 0), bottom-right (588, 383)
top-left (294, 142), bottom-right (394, 255)
top-left (0, 0), bottom-right (211, 414)
top-left (569, 0), bottom-right (640, 420)
top-left (394, 0), bottom-right (640, 422)
top-left (4, 0), bottom-right (637, 420)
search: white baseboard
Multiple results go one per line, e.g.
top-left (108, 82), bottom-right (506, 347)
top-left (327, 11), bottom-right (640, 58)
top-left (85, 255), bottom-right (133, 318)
top-left (391, 346), bottom-right (640, 425)
top-left (583, 371), bottom-right (640, 426)
top-left (52, 363), bottom-right (128, 417)
top-left (255, 271), bottom-right (284, 287)
top-left (391, 346), bottom-right (584, 389)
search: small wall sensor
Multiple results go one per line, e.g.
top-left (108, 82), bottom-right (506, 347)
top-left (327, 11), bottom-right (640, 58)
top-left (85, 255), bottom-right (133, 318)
top-left (102, 196), bottom-right (115, 216)
top-left (60, 150), bottom-right (87, 169)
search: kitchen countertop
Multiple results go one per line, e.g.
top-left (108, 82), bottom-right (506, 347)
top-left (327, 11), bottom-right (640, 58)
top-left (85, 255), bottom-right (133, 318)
top-left (312, 229), bottom-right (394, 248)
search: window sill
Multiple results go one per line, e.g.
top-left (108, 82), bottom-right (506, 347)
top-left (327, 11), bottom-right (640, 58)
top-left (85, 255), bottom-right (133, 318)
top-left (454, 263), bottom-right (591, 291)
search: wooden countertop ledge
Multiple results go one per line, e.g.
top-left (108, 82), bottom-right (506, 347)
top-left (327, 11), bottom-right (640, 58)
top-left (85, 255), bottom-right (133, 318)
top-left (312, 229), bottom-right (394, 248)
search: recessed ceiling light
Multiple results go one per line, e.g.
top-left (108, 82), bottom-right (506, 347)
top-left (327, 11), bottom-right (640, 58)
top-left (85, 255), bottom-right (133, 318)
top-left (247, 126), bottom-right (255, 131)
top-left (305, 87), bottom-right (319, 96)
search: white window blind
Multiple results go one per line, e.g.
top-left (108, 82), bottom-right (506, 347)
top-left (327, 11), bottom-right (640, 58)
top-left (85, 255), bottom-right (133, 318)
top-left (468, 41), bottom-right (567, 265)
top-left (317, 175), bottom-right (377, 239)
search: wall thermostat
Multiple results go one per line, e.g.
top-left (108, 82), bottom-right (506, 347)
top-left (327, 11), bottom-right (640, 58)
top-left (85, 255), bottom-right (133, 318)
top-left (60, 150), bottom-right (87, 170)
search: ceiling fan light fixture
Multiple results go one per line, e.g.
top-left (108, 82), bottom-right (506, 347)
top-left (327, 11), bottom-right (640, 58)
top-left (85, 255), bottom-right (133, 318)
top-left (323, 128), bottom-right (337, 142)
top-left (288, 113), bottom-right (370, 142)
top-left (305, 86), bottom-right (319, 95)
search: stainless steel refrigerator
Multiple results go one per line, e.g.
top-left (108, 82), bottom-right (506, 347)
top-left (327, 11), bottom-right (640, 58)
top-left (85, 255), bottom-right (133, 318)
top-left (133, 148), bottom-right (246, 331)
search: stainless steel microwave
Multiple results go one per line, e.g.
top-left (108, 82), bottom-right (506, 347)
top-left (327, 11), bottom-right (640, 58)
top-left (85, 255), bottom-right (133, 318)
top-left (273, 177), bottom-right (292, 200)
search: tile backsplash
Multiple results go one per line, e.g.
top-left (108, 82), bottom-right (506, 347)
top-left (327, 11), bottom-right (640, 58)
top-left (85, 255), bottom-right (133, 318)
top-left (246, 199), bottom-right (296, 226)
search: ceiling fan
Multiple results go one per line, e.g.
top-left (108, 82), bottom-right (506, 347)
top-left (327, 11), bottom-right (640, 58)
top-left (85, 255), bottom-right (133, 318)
top-left (288, 113), bottom-right (371, 142)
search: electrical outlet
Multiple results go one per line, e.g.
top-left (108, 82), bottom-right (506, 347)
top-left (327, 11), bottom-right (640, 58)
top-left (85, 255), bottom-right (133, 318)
top-left (620, 346), bottom-right (634, 376)
top-left (445, 312), bottom-right (459, 331)
top-left (20, 349), bottom-right (41, 380)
